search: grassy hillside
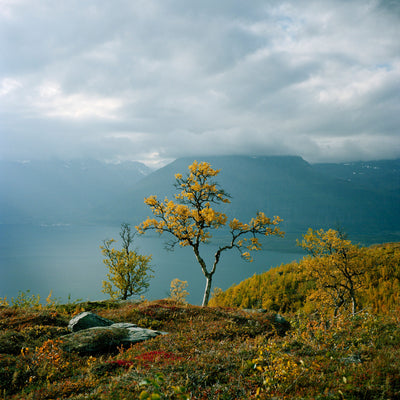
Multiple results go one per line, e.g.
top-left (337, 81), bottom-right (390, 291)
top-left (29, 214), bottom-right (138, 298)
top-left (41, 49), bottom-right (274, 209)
top-left (0, 297), bottom-right (399, 399)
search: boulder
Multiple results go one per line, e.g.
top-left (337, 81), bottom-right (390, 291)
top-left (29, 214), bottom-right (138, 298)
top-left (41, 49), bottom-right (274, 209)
top-left (342, 354), bottom-right (362, 364)
top-left (119, 325), bottom-right (165, 344)
top-left (62, 312), bottom-right (167, 354)
top-left (68, 311), bottom-right (114, 332)
top-left (243, 309), bottom-right (290, 336)
top-left (61, 326), bottom-right (127, 354)
top-left (274, 313), bottom-right (287, 324)
top-left (273, 313), bottom-right (291, 335)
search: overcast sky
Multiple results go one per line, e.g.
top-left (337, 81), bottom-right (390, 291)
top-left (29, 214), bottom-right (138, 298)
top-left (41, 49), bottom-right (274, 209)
top-left (1, 0), bottom-right (399, 167)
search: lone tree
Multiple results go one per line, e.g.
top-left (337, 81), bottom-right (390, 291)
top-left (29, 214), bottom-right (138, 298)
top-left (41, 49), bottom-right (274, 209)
top-left (136, 161), bottom-right (284, 306)
top-left (298, 228), bottom-right (366, 316)
top-left (101, 223), bottom-right (153, 300)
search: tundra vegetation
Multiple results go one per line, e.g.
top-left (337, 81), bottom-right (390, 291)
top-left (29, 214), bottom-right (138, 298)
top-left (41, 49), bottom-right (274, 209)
top-left (136, 160), bottom-right (284, 306)
top-left (0, 295), bottom-right (398, 398)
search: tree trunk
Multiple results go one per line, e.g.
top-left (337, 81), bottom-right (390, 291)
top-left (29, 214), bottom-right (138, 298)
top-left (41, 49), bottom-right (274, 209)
top-left (193, 244), bottom-right (214, 307)
top-left (351, 295), bottom-right (357, 316)
top-left (202, 275), bottom-right (212, 307)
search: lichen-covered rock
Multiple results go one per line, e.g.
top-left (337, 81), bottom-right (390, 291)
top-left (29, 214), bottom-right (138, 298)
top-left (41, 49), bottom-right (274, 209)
top-left (242, 309), bottom-right (290, 336)
top-left (68, 312), bottom-right (114, 332)
top-left (62, 312), bottom-right (167, 354)
top-left (272, 313), bottom-right (290, 336)
top-left (61, 326), bottom-right (127, 354)
top-left (61, 325), bottom-right (166, 354)
top-left (111, 322), bottom-right (138, 329)
top-left (120, 326), bottom-right (166, 344)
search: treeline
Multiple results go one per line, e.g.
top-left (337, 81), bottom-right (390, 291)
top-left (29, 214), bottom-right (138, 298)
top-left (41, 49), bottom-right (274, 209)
top-left (209, 236), bottom-right (400, 315)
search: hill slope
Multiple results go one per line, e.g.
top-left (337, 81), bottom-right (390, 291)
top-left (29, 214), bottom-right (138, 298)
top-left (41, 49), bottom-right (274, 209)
top-left (210, 241), bottom-right (400, 314)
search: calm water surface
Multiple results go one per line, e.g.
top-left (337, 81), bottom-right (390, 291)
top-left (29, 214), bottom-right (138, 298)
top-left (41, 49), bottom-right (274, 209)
top-left (0, 224), bottom-right (304, 305)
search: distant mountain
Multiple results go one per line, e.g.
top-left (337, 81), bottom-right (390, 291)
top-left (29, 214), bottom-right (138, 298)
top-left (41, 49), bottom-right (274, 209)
top-left (2, 155), bottom-right (399, 248)
top-left (0, 159), bottom-right (151, 224)
top-left (103, 155), bottom-right (400, 248)
top-left (314, 159), bottom-right (400, 193)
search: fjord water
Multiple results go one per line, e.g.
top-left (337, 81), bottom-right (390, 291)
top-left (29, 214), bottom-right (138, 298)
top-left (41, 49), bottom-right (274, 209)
top-left (0, 224), bottom-right (304, 305)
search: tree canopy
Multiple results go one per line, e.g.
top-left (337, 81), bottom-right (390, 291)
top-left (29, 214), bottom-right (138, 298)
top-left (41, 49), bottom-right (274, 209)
top-left (136, 160), bottom-right (284, 306)
top-left (297, 228), bottom-right (366, 316)
top-left (101, 223), bottom-right (153, 300)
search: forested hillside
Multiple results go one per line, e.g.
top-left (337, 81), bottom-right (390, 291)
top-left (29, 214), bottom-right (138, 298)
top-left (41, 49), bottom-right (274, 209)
top-left (210, 239), bottom-right (400, 315)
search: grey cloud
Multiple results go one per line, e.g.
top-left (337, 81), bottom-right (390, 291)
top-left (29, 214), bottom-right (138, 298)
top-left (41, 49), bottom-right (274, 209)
top-left (0, 0), bottom-right (399, 165)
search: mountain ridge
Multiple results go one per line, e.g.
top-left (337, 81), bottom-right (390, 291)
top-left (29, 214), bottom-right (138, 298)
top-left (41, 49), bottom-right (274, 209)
top-left (1, 155), bottom-right (399, 247)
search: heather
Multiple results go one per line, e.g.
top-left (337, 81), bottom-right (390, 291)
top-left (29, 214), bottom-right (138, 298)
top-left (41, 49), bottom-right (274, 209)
top-left (0, 297), bottom-right (399, 399)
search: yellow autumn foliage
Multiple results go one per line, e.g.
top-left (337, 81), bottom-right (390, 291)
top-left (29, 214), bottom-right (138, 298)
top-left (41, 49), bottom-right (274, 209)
top-left (101, 224), bottom-right (153, 300)
top-left (210, 237), bottom-right (400, 317)
top-left (137, 161), bottom-right (284, 306)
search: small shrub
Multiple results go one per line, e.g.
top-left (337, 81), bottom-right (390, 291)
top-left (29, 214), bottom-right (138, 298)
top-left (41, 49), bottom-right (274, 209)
top-left (139, 373), bottom-right (189, 399)
top-left (252, 340), bottom-right (309, 396)
top-left (29, 338), bottom-right (67, 382)
top-left (0, 296), bottom-right (9, 307)
top-left (101, 223), bottom-right (154, 300)
top-left (11, 290), bottom-right (41, 308)
top-left (169, 279), bottom-right (189, 304)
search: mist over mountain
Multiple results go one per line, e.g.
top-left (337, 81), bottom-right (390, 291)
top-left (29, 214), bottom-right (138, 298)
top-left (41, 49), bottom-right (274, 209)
top-left (0, 159), bottom-right (151, 225)
top-left (1, 155), bottom-right (399, 247)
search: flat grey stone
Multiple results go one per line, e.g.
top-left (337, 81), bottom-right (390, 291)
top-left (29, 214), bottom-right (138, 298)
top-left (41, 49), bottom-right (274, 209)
top-left (68, 312), bottom-right (114, 332)
top-left (111, 322), bottom-right (138, 329)
top-left (61, 314), bottom-right (167, 355)
top-left (122, 327), bottom-right (167, 344)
